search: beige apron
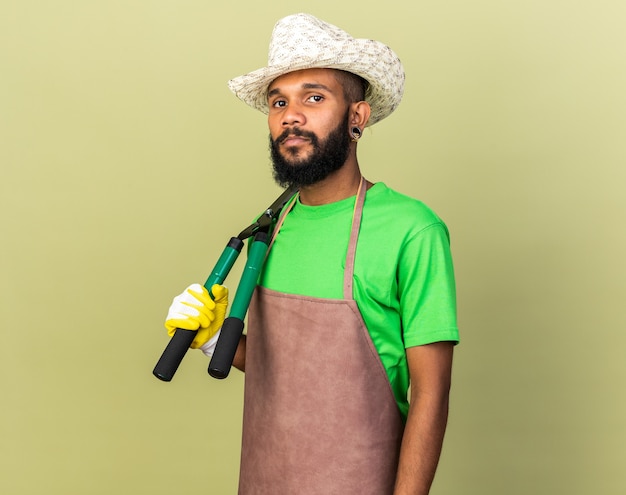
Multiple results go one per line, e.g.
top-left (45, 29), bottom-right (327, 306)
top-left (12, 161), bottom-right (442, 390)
top-left (239, 179), bottom-right (404, 495)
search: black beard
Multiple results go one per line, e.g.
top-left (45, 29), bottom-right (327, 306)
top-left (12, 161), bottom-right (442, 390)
top-left (269, 112), bottom-right (351, 188)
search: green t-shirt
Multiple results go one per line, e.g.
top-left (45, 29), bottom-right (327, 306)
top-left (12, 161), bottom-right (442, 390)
top-left (258, 182), bottom-right (459, 419)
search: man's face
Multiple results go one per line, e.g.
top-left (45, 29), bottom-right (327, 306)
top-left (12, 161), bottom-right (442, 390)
top-left (267, 69), bottom-right (351, 188)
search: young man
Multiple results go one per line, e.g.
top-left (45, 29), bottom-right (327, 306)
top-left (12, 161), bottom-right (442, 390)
top-left (165, 13), bottom-right (459, 495)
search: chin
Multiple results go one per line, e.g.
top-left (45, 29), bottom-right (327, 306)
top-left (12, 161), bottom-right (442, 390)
top-left (281, 151), bottom-right (309, 166)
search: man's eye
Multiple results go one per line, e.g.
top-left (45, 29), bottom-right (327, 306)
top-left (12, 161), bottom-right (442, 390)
top-left (308, 95), bottom-right (323, 102)
top-left (272, 100), bottom-right (287, 108)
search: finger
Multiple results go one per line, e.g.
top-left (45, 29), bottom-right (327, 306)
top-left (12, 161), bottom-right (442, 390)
top-left (187, 284), bottom-right (216, 310)
top-left (165, 317), bottom-right (201, 335)
top-left (180, 302), bottom-right (214, 328)
top-left (210, 284), bottom-right (229, 303)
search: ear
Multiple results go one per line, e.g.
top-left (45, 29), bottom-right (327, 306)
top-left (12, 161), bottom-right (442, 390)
top-left (349, 101), bottom-right (371, 129)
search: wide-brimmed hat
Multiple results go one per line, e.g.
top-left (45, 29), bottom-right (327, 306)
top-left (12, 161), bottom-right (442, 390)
top-left (228, 13), bottom-right (405, 126)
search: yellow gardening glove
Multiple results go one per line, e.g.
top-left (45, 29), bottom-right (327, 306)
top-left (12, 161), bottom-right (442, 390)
top-left (165, 283), bottom-right (229, 350)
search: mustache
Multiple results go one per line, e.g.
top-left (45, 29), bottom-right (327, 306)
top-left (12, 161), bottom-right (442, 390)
top-left (274, 127), bottom-right (318, 145)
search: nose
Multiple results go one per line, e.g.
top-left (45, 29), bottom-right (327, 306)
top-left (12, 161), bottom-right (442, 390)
top-left (281, 102), bottom-right (306, 128)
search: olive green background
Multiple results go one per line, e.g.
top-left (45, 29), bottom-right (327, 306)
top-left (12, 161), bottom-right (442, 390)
top-left (2, 1), bottom-right (625, 494)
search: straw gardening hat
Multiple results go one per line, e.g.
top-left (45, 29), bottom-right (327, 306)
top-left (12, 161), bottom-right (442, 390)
top-left (228, 13), bottom-right (405, 126)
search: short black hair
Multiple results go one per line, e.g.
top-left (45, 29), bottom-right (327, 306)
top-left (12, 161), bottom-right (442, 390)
top-left (333, 70), bottom-right (369, 104)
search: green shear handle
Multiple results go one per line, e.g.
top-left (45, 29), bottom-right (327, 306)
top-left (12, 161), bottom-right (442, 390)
top-left (152, 186), bottom-right (296, 382)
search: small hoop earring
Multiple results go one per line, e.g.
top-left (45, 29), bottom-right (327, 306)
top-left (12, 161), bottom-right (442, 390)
top-left (350, 127), bottom-right (362, 142)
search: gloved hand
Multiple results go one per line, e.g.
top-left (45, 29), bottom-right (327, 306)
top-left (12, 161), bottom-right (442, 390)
top-left (165, 283), bottom-right (229, 352)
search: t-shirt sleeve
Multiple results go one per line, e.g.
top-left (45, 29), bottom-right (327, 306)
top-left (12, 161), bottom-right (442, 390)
top-left (398, 222), bottom-right (460, 348)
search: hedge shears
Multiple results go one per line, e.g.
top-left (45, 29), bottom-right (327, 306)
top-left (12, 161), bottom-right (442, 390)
top-left (153, 186), bottom-right (297, 381)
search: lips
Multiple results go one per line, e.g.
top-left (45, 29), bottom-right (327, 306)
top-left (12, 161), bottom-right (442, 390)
top-left (281, 135), bottom-right (309, 147)
top-left (276, 128), bottom-right (316, 147)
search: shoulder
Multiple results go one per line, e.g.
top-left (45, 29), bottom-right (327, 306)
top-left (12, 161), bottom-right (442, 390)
top-left (364, 183), bottom-right (448, 236)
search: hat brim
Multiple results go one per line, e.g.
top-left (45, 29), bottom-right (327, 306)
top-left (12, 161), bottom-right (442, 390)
top-left (228, 40), bottom-right (404, 126)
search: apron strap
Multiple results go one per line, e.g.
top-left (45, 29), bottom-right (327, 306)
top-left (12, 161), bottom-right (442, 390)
top-left (267, 192), bottom-right (298, 253)
top-left (343, 177), bottom-right (367, 300)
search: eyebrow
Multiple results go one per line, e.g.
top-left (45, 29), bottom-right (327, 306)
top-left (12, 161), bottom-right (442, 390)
top-left (267, 83), bottom-right (334, 98)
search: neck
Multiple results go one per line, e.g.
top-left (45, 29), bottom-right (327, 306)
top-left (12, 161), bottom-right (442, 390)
top-left (297, 157), bottom-right (366, 206)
